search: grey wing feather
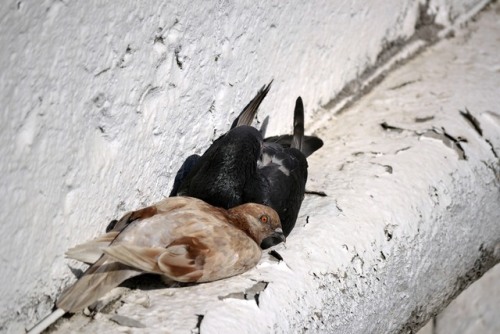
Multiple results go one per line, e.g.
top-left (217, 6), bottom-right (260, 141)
top-left (231, 81), bottom-right (273, 129)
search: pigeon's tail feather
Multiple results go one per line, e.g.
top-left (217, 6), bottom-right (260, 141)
top-left (56, 256), bottom-right (139, 313)
top-left (231, 80), bottom-right (273, 129)
top-left (291, 97), bottom-right (304, 151)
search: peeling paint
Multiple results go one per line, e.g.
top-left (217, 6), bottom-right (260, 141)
top-left (218, 281), bottom-right (270, 307)
top-left (420, 128), bottom-right (468, 160)
top-left (109, 314), bottom-right (146, 328)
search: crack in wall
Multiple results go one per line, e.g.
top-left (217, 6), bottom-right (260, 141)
top-left (193, 314), bottom-right (204, 334)
top-left (304, 190), bottom-right (327, 197)
top-left (459, 108), bottom-right (483, 136)
top-left (380, 122), bottom-right (406, 133)
top-left (485, 139), bottom-right (499, 159)
top-left (268, 250), bottom-right (284, 262)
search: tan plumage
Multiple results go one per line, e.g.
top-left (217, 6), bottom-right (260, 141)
top-left (65, 231), bottom-right (118, 264)
top-left (56, 196), bottom-right (284, 314)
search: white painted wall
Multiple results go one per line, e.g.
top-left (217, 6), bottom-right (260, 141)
top-left (418, 263), bottom-right (500, 334)
top-left (0, 0), bottom-right (491, 332)
top-left (435, 263), bottom-right (500, 333)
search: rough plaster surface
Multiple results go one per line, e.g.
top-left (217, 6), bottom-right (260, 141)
top-left (0, 0), bottom-right (496, 333)
top-left (419, 262), bottom-right (500, 334)
top-left (435, 263), bottom-right (500, 334)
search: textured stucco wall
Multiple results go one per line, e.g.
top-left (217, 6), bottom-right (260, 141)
top-left (435, 263), bottom-right (500, 334)
top-left (0, 0), bottom-right (491, 332)
top-left (418, 263), bottom-right (500, 334)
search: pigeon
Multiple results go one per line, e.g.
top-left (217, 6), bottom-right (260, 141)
top-left (177, 96), bottom-right (320, 236)
top-left (169, 81), bottom-right (273, 197)
top-left (60, 197), bottom-right (283, 311)
top-left (27, 197), bottom-right (283, 334)
top-left (62, 197), bottom-right (283, 311)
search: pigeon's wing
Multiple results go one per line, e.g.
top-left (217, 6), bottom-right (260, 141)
top-left (158, 236), bottom-right (210, 282)
top-left (106, 197), bottom-right (184, 233)
top-left (230, 81), bottom-right (273, 129)
top-left (264, 135), bottom-right (324, 157)
top-left (65, 231), bottom-right (119, 264)
top-left (258, 144), bottom-right (308, 236)
top-left (104, 236), bottom-right (210, 283)
top-left (103, 244), bottom-right (166, 273)
top-left (175, 135), bottom-right (227, 199)
top-left (169, 154), bottom-right (201, 197)
top-left (56, 256), bottom-right (139, 313)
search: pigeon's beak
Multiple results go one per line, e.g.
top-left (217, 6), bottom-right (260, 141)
top-left (260, 228), bottom-right (286, 249)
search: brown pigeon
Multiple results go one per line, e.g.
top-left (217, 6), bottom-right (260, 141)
top-left (57, 196), bottom-right (284, 314)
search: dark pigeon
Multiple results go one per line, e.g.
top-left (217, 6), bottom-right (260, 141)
top-left (169, 82), bottom-right (273, 197)
top-left (177, 96), bottom-right (320, 236)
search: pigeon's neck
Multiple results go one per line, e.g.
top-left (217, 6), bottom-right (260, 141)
top-left (243, 173), bottom-right (269, 205)
top-left (225, 211), bottom-right (258, 244)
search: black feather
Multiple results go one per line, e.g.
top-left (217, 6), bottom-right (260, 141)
top-left (230, 81), bottom-right (273, 129)
top-left (177, 126), bottom-right (264, 209)
top-left (169, 154), bottom-right (201, 197)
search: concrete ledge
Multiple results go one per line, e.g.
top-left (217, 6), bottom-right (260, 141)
top-left (46, 3), bottom-right (500, 333)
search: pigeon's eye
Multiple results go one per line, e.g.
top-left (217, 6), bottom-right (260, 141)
top-left (259, 214), bottom-right (269, 224)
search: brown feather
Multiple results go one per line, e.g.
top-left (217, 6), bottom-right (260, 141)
top-left (56, 196), bottom-right (283, 313)
top-left (56, 256), bottom-right (138, 313)
top-left (65, 231), bottom-right (119, 264)
top-left (111, 205), bottom-right (158, 232)
top-left (103, 244), bottom-right (165, 273)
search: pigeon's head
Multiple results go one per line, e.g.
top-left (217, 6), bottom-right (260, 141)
top-left (224, 125), bottom-right (263, 158)
top-left (229, 203), bottom-right (285, 249)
